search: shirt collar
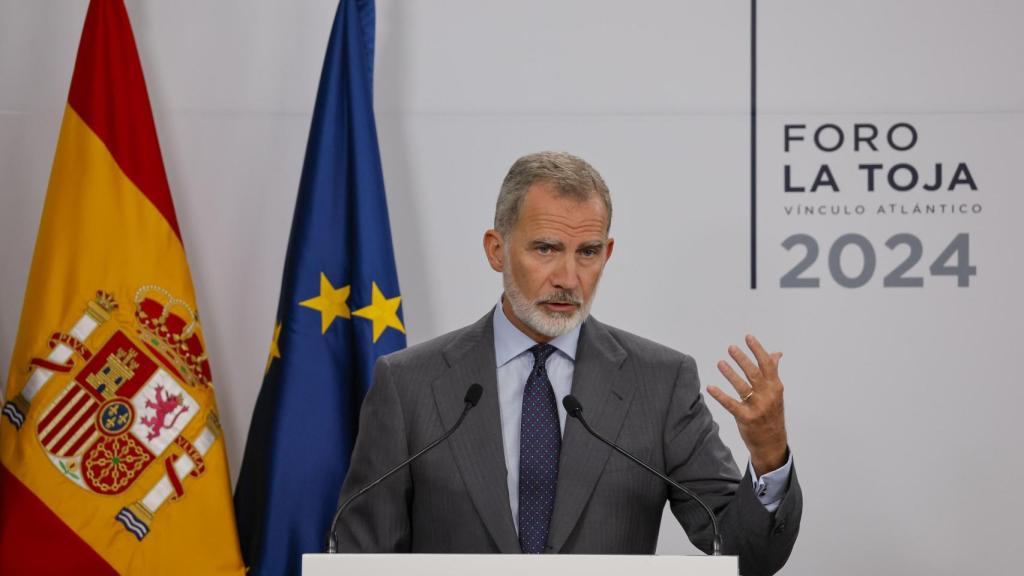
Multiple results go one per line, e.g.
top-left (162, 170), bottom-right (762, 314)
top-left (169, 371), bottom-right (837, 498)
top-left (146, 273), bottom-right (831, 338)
top-left (492, 298), bottom-right (581, 367)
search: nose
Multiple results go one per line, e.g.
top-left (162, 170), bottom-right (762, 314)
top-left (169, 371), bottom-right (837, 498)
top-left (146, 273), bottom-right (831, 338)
top-left (550, 253), bottom-right (579, 291)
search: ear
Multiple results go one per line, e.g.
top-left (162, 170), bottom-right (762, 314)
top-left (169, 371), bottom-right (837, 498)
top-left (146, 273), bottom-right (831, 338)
top-left (604, 237), bottom-right (615, 262)
top-left (483, 229), bottom-right (505, 272)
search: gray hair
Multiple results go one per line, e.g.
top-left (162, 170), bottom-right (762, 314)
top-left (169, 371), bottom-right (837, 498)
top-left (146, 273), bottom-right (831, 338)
top-left (494, 151), bottom-right (612, 237)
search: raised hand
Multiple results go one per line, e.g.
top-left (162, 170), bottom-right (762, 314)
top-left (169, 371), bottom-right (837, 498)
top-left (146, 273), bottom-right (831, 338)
top-left (707, 334), bottom-right (789, 476)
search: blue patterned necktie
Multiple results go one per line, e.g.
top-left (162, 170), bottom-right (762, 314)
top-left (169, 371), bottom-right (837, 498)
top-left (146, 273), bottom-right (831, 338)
top-left (518, 343), bottom-right (561, 554)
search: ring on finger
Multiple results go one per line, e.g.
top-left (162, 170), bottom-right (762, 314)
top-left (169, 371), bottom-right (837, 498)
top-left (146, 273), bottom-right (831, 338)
top-left (741, 390), bottom-right (755, 402)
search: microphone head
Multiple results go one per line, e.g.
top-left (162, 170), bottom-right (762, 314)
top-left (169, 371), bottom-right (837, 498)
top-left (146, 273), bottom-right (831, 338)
top-left (562, 394), bottom-right (583, 417)
top-left (464, 383), bottom-right (483, 407)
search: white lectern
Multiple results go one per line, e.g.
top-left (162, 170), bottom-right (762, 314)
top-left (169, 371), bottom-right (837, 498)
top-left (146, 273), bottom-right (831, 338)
top-left (303, 554), bottom-right (737, 576)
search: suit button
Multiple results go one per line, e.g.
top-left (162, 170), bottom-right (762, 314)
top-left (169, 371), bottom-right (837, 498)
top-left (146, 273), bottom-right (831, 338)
top-left (773, 522), bottom-right (787, 535)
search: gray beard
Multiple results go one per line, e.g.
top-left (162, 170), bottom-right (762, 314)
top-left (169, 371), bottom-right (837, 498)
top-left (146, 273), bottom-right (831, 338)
top-left (502, 268), bottom-right (592, 339)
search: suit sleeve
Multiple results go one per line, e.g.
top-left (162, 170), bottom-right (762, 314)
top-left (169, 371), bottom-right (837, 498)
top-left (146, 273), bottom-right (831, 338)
top-left (334, 355), bottom-right (412, 552)
top-left (664, 355), bottom-right (802, 576)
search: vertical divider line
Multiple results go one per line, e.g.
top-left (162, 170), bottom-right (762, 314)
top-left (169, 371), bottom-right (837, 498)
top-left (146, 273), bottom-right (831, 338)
top-left (750, 0), bottom-right (758, 290)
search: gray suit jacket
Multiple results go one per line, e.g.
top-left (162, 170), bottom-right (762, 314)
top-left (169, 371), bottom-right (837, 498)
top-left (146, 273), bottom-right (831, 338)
top-left (336, 312), bottom-right (801, 576)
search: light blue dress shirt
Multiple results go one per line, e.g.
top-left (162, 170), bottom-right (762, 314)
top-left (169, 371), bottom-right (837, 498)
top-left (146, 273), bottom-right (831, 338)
top-left (492, 304), bottom-right (793, 533)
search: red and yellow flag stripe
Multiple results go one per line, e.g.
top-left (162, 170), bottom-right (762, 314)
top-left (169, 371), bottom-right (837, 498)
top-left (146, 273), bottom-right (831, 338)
top-left (0, 2), bottom-right (244, 574)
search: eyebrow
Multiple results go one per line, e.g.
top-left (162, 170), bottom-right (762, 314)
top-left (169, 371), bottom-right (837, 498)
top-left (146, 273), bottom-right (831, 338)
top-left (577, 240), bottom-right (606, 251)
top-left (529, 238), bottom-right (564, 249)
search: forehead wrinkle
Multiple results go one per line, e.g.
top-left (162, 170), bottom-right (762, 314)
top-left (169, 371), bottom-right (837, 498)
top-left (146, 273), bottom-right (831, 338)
top-left (524, 213), bottom-right (608, 238)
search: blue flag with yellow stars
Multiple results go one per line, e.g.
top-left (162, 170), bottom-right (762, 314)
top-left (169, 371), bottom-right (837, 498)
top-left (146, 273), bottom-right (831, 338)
top-left (233, 1), bottom-right (406, 574)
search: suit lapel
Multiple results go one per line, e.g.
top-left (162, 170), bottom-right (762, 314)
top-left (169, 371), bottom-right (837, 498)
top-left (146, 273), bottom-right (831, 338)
top-left (431, 313), bottom-right (521, 553)
top-left (547, 317), bottom-right (632, 553)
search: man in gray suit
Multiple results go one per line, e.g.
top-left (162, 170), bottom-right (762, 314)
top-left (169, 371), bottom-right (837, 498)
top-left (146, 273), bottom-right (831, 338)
top-left (337, 152), bottom-right (801, 575)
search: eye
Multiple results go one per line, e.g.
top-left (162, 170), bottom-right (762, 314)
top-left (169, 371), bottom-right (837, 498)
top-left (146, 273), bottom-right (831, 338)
top-left (579, 246), bottom-right (601, 257)
top-left (536, 244), bottom-right (553, 255)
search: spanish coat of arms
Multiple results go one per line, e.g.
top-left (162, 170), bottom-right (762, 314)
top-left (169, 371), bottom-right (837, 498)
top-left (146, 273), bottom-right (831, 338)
top-left (2, 286), bottom-right (222, 541)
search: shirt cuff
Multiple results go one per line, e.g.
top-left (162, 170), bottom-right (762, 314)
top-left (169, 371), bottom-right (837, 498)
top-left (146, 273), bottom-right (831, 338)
top-left (747, 452), bottom-right (793, 513)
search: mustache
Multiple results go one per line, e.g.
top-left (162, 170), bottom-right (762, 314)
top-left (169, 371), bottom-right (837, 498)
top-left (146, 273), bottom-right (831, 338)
top-left (536, 291), bottom-right (582, 306)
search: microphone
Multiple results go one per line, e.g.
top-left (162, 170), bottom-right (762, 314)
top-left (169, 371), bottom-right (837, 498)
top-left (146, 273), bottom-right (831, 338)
top-left (562, 394), bottom-right (723, 556)
top-left (326, 383), bottom-right (484, 553)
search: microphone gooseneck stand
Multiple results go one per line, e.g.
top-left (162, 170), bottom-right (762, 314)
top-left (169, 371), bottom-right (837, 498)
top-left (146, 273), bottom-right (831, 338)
top-left (562, 394), bottom-right (723, 556)
top-left (326, 383), bottom-right (483, 553)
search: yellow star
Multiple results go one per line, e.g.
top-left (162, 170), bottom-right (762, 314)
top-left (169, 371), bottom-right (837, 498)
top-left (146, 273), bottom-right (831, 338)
top-left (299, 272), bottom-right (352, 334)
top-left (352, 282), bottom-right (405, 343)
top-left (265, 323), bottom-right (282, 374)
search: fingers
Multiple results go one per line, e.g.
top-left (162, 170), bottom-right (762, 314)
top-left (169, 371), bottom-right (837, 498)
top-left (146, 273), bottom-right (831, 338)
top-left (713, 335), bottom-right (784, 414)
top-left (717, 360), bottom-right (751, 396)
top-left (728, 344), bottom-right (761, 383)
top-left (744, 334), bottom-right (771, 373)
top-left (706, 385), bottom-right (744, 417)
top-left (745, 334), bottom-right (782, 379)
top-left (717, 335), bottom-right (783, 392)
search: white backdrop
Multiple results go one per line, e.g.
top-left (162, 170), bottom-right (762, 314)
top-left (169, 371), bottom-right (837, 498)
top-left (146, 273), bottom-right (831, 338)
top-left (2, 1), bottom-right (1023, 574)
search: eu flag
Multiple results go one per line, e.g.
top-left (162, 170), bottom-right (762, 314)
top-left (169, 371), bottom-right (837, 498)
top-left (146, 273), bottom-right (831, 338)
top-left (233, 1), bottom-right (406, 574)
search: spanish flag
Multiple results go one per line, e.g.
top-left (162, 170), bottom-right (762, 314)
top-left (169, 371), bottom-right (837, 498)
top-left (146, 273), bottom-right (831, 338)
top-left (0, 1), bottom-right (245, 574)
